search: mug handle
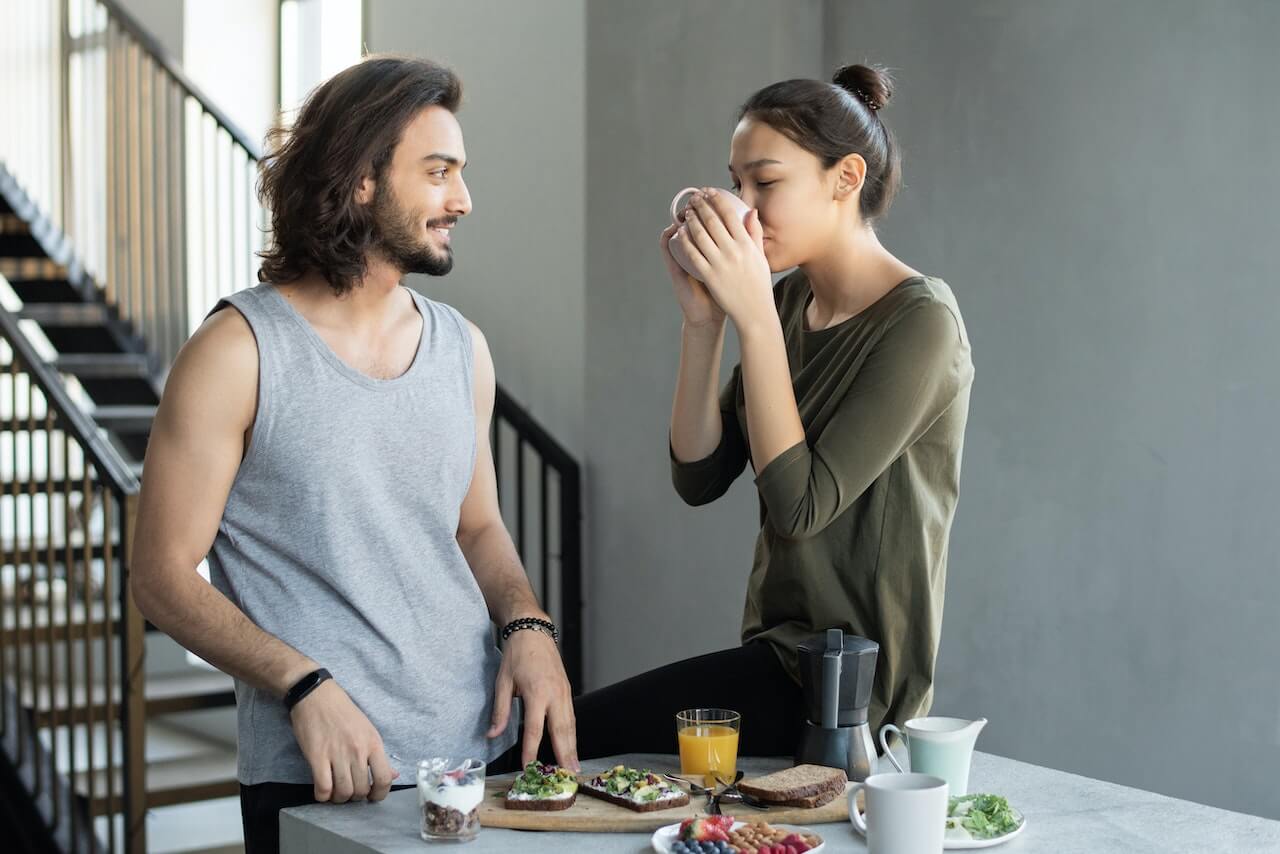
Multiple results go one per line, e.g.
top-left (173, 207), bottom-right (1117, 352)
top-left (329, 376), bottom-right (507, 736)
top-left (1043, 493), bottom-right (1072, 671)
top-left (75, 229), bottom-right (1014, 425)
top-left (879, 723), bottom-right (907, 773)
top-left (670, 187), bottom-right (701, 223)
top-left (848, 782), bottom-right (867, 834)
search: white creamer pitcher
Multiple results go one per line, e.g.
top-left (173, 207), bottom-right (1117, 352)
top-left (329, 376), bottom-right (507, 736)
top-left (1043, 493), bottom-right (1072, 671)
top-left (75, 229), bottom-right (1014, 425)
top-left (879, 716), bottom-right (987, 796)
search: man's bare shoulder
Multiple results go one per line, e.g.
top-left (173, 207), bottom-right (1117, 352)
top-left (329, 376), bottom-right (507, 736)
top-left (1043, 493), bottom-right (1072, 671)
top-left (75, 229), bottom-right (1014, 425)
top-left (178, 305), bottom-right (258, 380)
top-left (157, 304), bottom-right (259, 430)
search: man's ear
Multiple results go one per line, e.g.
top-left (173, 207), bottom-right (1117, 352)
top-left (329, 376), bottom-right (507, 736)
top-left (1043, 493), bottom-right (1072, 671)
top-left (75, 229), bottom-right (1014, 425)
top-left (355, 172), bottom-right (375, 206)
top-left (834, 153), bottom-right (867, 201)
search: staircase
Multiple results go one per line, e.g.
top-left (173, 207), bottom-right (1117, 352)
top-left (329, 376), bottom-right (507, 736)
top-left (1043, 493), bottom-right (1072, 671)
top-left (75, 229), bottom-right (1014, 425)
top-left (2, 2), bottom-right (584, 852)
top-left (0, 168), bottom-right (241, 854)
top-left (1, 212), bottom-right (160, 470)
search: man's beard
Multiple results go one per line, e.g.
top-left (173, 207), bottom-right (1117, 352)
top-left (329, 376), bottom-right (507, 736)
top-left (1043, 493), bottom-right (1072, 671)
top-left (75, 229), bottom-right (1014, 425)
top-left (371, 181), bottom-right (455, 276)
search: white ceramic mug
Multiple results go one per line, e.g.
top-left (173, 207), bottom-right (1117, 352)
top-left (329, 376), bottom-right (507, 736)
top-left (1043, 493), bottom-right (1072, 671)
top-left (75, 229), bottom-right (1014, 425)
top-left (848, 772), bottom-right (948, 854)
top-left (667, 186), bottom-right (751, 279)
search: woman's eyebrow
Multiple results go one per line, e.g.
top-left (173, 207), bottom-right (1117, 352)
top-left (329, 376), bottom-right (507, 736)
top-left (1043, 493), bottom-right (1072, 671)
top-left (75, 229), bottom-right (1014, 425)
top-left (730, 158), bottom-right (783, 173)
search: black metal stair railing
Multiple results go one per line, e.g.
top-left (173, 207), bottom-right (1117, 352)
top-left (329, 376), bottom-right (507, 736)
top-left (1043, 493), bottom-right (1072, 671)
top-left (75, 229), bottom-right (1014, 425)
top-left (0, 303), bottom-right (142, 854)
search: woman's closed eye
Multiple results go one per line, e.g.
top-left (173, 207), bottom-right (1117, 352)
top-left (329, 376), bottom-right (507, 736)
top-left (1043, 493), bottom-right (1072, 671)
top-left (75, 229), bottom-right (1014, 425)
top-left (731, 180), bottom-right (777, 193)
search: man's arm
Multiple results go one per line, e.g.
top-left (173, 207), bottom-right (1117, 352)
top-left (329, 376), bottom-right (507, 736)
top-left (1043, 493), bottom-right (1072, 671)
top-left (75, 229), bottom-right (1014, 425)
top-left (458, 321), bottom-right (578, 770)
top-left (129, 307), bottom-right (395, 803)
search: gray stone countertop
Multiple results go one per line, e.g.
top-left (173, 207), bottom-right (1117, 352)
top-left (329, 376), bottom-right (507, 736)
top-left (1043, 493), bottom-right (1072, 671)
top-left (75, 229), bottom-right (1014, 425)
top-left (280, 751), bottom-right (1280, 853)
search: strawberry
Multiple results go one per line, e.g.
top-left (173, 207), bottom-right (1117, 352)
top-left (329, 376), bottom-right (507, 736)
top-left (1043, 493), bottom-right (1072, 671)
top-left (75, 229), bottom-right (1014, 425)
top-left (679, 815), bottom-right (735, 842)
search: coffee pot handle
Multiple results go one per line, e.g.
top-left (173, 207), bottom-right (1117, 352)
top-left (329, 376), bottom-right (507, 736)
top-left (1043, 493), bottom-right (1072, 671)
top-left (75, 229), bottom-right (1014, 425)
top-left (878, 724), bottom-right (907, 773)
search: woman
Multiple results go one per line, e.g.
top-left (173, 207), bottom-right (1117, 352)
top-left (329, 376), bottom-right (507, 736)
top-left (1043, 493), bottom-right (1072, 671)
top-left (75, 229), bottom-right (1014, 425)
top-left (569, 63), bottom-right (974, 761)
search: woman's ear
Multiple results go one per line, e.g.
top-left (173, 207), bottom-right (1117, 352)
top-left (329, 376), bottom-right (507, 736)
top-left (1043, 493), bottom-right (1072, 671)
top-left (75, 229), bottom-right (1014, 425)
top-left (834, 153), bottom-right (867, 201)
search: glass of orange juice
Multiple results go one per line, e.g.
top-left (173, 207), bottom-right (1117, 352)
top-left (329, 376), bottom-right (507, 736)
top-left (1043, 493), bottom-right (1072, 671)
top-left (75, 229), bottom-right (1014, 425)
top-left (676, 708), bottom-right (741, 787)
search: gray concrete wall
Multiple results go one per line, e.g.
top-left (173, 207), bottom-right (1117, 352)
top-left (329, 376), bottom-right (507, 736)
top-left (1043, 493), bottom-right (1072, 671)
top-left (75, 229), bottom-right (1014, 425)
top-left (826, 0), bottom-right (1280, 820)
top-left (364, 0), bottom-right (588, 454)
top-left (115, 0), bottom-right (183, 60)
top-left (368, 0), bottom-right (1279, 821)
top-left (583, 0), bottom-right (824, 687)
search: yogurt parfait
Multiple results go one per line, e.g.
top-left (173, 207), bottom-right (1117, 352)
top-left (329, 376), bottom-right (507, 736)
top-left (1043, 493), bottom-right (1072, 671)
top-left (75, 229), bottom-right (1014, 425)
top-left (417, 757), bottom-right (485, 842)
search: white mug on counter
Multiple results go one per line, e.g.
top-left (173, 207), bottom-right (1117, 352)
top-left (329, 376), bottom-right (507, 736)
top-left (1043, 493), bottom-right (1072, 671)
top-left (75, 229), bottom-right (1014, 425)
top-left (849, 772), bottom-right (948, 854)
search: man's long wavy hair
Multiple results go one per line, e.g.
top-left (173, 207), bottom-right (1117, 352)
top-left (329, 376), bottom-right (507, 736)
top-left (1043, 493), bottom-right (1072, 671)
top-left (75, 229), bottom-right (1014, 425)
top-left (256, 56), bottom-right (462, 296)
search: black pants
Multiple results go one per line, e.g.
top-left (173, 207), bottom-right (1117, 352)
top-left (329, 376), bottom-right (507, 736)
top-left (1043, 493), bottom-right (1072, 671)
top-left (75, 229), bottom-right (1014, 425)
top-left (564, 641), bottom-right (805, 762)
top-left (239, 781), bottom-right (415, 854)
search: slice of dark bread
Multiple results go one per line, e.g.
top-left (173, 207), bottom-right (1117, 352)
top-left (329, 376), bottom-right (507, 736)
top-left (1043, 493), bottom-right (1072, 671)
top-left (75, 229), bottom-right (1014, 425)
top-left (579, 784), bottom-right (691, 813)
top-left (738, 764), bottom-right (848, 803)
top-left (768, 786), bottom-right (843, 809)
top-left (503, 791), bottom-right (577, 811)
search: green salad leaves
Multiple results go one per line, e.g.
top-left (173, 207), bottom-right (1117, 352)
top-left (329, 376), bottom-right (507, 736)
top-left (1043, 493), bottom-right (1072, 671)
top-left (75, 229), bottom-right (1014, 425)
top-left (946, 793), bottom-right (1022, 839)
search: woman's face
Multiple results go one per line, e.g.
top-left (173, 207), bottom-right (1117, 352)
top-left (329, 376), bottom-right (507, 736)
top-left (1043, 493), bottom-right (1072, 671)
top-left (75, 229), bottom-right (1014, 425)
top-left (728, 117), bottom-right (847, 272)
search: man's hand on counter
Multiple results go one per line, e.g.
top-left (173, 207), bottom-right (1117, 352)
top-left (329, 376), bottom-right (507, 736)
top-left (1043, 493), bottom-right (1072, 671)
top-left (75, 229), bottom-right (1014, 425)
top-left (487, 629), bottom-right (580, 771)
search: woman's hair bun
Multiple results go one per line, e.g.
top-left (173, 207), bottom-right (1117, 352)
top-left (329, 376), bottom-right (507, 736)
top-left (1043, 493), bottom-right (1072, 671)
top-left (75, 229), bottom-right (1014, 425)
top-left (832, 63), bottom-right (893, 112)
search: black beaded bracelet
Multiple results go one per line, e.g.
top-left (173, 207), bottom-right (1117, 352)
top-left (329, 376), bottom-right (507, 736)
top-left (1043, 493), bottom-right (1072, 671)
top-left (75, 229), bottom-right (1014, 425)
top-left (284, 668), bottom-right (332, 712)
top-left (501, 616), bottom-right (559, 644)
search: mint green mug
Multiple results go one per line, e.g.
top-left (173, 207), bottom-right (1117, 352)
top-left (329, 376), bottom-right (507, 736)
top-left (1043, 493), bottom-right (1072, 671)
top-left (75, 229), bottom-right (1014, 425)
top-left (879, 716), bottom-right (986, 796)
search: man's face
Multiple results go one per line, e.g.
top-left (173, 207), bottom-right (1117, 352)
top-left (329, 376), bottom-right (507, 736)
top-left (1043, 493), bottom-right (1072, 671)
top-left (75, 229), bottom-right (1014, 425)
top-left (371, 105), bottom-right (471, 276)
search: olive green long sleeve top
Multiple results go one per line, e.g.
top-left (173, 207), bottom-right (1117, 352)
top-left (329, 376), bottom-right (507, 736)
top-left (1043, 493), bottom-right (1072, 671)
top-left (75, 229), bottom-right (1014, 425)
top-left (671, 272), bottom-right (974, 737)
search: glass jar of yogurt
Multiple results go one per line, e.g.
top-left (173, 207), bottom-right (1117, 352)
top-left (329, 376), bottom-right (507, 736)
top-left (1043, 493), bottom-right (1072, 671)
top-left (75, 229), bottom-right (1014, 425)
top-left (417, 757), bottom-right (485, 842)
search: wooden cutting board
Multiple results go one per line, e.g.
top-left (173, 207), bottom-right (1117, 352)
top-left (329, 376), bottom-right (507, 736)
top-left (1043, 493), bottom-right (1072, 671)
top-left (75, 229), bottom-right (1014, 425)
top-left (478, 766), bottom-right (861, 833)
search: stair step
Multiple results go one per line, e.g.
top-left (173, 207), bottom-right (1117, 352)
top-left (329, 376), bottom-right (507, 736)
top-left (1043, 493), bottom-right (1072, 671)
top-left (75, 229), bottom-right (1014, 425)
top-left (56, 352), bottom-right (151, 379)
top-left (18, 302), bottom-right (109, 326)
top-left (0, 212), bottom-right (28, 234)
top-left (0, 232), bottom-right (46, 257)
top-left (6, 277), bottom-right (84, 303)
top-left (0, 540), bottom-right (110, 567)
top-left (23, 670), bottom-right (237, 728)
top-left (92, 404), bottom-right (156, 433)
top-left (0, 475), bottom-right (103, 493)
top-left (80, 750), bottom-right (240, 816)
top-left (0, 597), bottom-right (118, 645)
top-left (0, 258), bottom-right (67, 280)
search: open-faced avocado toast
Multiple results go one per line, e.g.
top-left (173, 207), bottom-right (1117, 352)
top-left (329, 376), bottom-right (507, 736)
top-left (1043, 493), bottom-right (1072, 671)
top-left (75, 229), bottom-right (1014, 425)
top-left (579, 765), bottom-right (691, 812)
top-left (503, 762), bottom-right (578, 811)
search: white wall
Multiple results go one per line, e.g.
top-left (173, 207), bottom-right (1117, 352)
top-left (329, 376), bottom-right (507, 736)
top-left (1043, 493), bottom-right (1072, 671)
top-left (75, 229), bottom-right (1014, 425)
top-left (364, 0), bottom-right (588, 455)
top-left (183, 0), bottom-right (278, 148)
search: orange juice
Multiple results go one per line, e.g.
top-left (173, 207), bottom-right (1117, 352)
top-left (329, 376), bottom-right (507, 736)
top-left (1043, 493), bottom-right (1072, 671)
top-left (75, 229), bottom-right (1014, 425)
top-left (678, 724), bottom-right (739, 787)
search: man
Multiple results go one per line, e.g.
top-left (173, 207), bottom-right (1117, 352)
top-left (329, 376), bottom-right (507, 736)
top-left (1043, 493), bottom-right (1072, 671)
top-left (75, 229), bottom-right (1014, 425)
top-left (130, 57), bottom-right (577, 853)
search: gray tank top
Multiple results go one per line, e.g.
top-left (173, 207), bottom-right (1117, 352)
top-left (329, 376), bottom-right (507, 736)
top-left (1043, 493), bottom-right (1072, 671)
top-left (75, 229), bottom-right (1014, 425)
top-left (206, 284), bottom-right (518, 785)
